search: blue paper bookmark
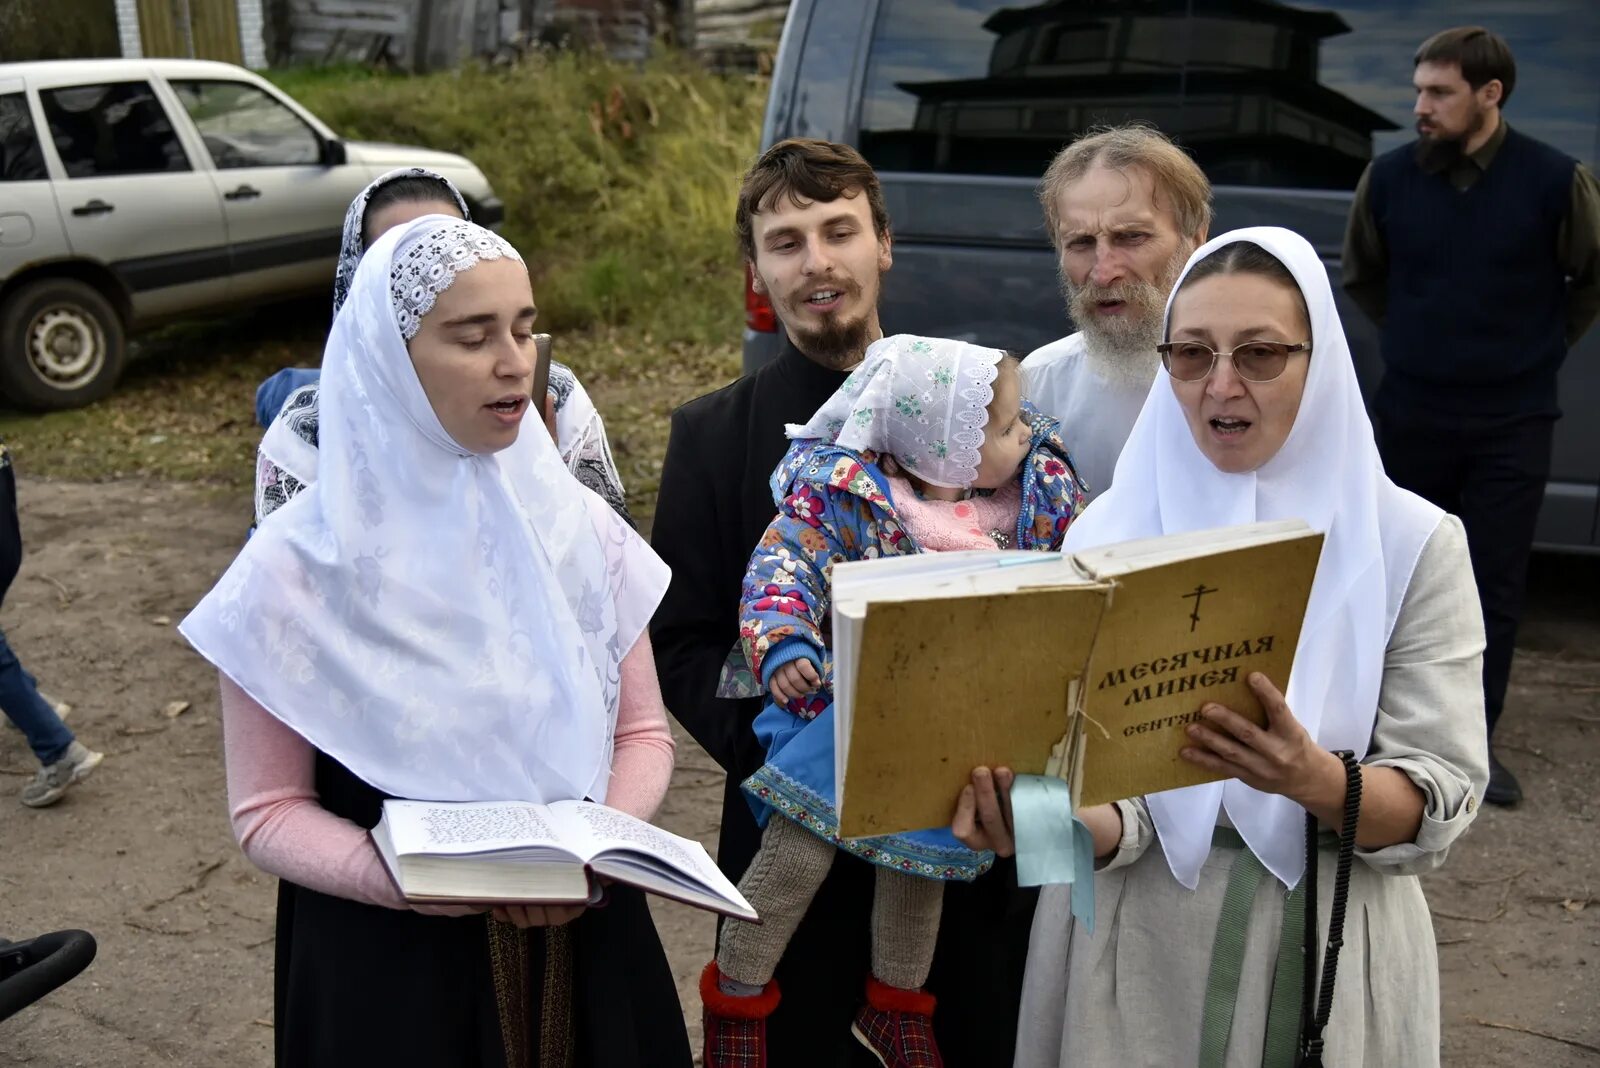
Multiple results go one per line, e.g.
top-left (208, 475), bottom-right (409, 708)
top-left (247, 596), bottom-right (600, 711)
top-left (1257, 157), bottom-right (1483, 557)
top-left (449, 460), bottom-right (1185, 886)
top-left (1010, 774), bottom-right (1097, 931)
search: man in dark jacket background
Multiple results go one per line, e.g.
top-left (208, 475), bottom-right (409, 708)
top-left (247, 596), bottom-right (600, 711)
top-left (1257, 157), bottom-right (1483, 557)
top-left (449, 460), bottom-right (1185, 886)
top-left (650, 138), bottom-right (1036, 1066)
top-left (1343, 25), bottom-right (1600, 807)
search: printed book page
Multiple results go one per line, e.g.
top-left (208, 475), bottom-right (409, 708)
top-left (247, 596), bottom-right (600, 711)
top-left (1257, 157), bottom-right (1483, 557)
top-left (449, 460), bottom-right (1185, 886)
top-left (547, 801), bottom-right (755, 918)
top-left (548, 801), bottom-right (727, 884)
top-left (381, 800), bottom-right (567, 858)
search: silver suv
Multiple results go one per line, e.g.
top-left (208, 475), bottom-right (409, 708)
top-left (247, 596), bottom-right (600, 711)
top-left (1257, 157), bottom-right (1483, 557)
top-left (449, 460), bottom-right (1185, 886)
top-left (0, 58), bottom-right (503, 411)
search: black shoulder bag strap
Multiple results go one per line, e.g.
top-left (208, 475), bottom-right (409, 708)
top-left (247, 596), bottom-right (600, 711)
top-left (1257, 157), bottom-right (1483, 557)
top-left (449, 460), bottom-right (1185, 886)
top-left (1296, 750), bottom-right (1362, 1068)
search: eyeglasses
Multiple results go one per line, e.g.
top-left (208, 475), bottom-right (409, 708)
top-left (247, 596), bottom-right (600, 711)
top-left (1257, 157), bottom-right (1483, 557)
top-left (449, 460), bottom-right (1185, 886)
top-left (1156, 340), bottom-right (1310, 383)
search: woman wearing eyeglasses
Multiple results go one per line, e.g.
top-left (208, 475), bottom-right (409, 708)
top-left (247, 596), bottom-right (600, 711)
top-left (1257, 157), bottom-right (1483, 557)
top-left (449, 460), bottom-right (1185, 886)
top-left (954, 228), bottom-right (1490, 1067)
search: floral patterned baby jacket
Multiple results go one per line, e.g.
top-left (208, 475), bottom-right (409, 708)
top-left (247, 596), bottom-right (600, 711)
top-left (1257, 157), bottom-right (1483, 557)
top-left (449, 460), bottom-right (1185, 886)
top-left (735, 403), bottom-right (1087, 881)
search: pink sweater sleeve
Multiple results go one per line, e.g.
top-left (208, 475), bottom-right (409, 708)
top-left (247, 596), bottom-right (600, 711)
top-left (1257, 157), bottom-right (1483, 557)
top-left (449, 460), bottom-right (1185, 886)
top-left (220, 638), bottom-right (675, 908)
top-left (220, 673), bottom-right (408, 910)
top-left (604, 634), bottom-right (677, 820)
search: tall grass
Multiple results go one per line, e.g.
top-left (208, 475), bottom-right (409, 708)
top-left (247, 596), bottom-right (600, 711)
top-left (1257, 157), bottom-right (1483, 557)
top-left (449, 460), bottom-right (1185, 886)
top-left (270, 53), bottom-right (768, 347)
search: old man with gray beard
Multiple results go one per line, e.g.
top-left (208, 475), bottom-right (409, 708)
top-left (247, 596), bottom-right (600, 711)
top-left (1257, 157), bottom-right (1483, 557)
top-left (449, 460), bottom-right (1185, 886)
top-left (1024, 126), bottom-right (1213, 499)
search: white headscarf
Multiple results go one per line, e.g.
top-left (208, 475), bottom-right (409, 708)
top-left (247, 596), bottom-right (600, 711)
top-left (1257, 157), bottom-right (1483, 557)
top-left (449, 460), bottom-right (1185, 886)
top-left (183, 216), bottom-right (669, 805)
top-left (1063, 227), bottom-right (1443, 889)
top-left (786, 334), bottom-right (1003, 487)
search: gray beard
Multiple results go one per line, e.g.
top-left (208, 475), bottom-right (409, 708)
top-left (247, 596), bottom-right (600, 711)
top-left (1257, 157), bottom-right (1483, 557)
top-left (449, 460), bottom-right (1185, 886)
top-left (1061, 244), bottom-right (1188, 393)
top-left (1077, 316), bottom-right (1164, 393)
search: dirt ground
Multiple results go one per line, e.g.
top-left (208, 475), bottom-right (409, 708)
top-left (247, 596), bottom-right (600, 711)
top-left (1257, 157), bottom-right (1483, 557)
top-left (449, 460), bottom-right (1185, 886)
top-left (1, 477), bottom-right (1596, 1067)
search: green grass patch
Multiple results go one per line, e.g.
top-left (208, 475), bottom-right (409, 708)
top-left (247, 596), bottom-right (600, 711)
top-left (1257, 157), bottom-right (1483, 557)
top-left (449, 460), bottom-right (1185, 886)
top-left (1, 52), bottom-right (762, 529)
top-left (270, 52), bottom-right (768, 347)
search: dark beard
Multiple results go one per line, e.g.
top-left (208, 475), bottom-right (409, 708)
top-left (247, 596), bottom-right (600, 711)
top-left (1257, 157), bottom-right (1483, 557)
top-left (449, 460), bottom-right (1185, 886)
top-left (776, 273), bottom-right (876, 370)
top-left (1416, 133), bottom-right (1466, 171)
top-left (1416, 108), bottom-right (1486, 170)
top-left (787, 314), bottom-right (873, 371)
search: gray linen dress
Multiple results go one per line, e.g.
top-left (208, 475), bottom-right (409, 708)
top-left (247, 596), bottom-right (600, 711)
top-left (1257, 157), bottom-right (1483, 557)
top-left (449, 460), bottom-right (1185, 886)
top-left (1016, 515), bottom-right (1490, 1068)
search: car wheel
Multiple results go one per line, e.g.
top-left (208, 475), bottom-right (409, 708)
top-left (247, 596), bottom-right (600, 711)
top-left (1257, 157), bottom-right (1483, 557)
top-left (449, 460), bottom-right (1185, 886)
top-left (0, 278), bottom-right (127, 411)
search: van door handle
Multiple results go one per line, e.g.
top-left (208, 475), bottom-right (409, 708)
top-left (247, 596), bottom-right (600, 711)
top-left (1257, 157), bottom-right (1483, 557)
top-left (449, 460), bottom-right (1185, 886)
top-left (71, 199), bottom-right (114, 217)
top-left (224, 184), bottom-right (261, 201)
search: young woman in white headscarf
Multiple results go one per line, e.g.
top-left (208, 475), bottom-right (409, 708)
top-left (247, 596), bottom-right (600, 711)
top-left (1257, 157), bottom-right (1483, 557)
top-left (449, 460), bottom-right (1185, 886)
top-left (253, 167), bottom-right (634, 527)
top-left (953, 227), bottom-right (1490, 1067)
top-left (183, 215), bottom-right (691, 1067)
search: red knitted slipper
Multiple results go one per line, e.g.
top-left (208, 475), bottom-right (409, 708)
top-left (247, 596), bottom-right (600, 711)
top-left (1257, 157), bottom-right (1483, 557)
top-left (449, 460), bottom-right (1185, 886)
top-left (850, 977), bottom-right (944, 1068)
top-left (701, 961), bottom-right (781, 1068)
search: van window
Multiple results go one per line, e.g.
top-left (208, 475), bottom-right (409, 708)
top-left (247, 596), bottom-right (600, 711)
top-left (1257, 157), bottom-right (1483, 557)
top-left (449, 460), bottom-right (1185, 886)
top-left (0, 93), bottom-right (46, 182)
top-left (1303, 1), bottom-right (1599, 167)
top-left (857, 0), bottom-right (1148, 178)
top-left (40, 81), bottom-right (190, 178)
top-left (171, 80), bottom-right (321, 168)
top-left (858, 1), bottom-right (1599, 187)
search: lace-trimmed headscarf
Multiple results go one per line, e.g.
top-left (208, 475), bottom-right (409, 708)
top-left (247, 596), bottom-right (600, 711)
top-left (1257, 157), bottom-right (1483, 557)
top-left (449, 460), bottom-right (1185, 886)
top-left (787, 334), bottom-right (1004, 488)
top-left (258, 169), bottom-right (634, 526)
top-left (185, 216), bottom-right (670, 805)
top-left (332, 167), bottom-right (470, 315)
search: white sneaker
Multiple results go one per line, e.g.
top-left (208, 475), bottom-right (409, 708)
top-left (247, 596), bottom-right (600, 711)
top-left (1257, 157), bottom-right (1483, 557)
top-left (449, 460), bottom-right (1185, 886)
top-left (20, 741), bottom-right (102, 808)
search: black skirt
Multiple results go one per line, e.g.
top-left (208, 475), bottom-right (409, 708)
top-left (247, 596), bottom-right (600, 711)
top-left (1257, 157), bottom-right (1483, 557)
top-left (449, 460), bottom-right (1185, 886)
top-left (271, 752), bottom-right (693, 1067)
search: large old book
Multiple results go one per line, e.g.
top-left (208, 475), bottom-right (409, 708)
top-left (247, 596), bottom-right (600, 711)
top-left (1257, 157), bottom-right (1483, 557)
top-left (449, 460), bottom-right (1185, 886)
top-left (833, 520), bottom-right (1323, 838)
top-left (371, 799), bottom-right (758, 921)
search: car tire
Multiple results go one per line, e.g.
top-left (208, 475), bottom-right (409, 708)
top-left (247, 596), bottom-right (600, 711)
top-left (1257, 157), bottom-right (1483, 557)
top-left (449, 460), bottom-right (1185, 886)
top-left (0, 278), bottom-right (127, 411)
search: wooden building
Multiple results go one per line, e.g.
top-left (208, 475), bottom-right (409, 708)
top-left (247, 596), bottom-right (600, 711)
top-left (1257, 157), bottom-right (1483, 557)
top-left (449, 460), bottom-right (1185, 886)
top-left (94, 0), bottom-right (786, 73)
top-left (689, 0), bottom-right (788, 70)
top-left (113, 0), bottom-right (269, 67)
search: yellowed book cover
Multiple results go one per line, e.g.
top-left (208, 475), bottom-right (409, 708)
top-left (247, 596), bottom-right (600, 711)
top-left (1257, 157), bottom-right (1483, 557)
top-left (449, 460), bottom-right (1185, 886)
top-left (838, 585), bottom-right (1107, 839)
top-left (834, 522), bottom-right (1323, 839)
top-left (1072, 534), bottom-right (1323, 808)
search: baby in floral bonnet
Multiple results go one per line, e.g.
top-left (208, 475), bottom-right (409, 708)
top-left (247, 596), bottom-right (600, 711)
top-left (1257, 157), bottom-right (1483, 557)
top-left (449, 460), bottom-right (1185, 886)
top-left (699, 334), bottom-right (1087, 1067)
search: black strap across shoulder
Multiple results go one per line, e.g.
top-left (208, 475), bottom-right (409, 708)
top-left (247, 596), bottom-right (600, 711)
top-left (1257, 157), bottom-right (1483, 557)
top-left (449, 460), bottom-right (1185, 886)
top-left (1296, 749), bottom-right (1362, 1068)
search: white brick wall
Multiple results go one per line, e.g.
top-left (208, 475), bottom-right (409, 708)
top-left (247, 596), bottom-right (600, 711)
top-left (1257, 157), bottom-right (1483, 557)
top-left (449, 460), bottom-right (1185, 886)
top-left (238, 0), bottom-right (268, 67)
top-left (115, 0), bottom-right (143, 57)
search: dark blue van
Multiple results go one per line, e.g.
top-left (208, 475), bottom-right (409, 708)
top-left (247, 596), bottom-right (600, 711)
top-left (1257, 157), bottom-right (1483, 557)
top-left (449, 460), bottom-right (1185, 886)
top-left (742, 0), bottom-right (1600, 551)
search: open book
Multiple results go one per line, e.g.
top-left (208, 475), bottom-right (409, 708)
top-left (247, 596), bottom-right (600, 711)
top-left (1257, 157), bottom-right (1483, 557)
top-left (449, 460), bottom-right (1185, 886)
top-left (371, 799), bottom-right (758, 922)
top-left (833, 519), bottom-right (1324, 838)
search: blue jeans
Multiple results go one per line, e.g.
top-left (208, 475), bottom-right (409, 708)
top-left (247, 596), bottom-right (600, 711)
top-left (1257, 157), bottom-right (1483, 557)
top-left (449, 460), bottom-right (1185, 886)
top-left (0, 625), bottom-right (73, 765)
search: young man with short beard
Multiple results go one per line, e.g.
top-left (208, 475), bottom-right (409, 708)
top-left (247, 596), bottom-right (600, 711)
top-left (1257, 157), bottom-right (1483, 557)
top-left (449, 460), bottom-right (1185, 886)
top-left (1343, 26), bottom-right (1600, 806)
top-left (1023, 126), bottom-right (1212, 501)
top-left (650, 138), bottom-right (1038, 1067)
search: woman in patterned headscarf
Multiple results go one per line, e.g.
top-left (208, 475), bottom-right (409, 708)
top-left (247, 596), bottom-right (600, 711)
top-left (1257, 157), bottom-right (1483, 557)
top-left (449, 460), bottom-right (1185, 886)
top-left (253, 167), bottom-right (634, 526)
top-left (189, 215), bottom-right (690, 1066)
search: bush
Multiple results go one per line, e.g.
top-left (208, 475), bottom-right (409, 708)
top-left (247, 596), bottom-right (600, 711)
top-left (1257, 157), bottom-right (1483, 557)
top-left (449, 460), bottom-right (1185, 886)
top-left (0, 0), bottom-right (119, 61)
top-left (270, 52), bottom-right (768, 347)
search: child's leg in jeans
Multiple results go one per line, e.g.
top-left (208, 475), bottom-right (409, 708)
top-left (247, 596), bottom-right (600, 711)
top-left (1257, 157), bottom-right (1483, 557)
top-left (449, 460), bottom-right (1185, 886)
top-left (0, 626), bottom-right (74, 766)
top-left (717, 814), bottom-right (835, 987)
top-left (871, 867), bottom-right (944, 990)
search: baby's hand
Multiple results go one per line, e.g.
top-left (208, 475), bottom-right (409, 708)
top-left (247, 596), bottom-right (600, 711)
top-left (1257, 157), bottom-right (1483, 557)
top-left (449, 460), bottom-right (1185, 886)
top-left (768, 659), bottom-right (821, 706)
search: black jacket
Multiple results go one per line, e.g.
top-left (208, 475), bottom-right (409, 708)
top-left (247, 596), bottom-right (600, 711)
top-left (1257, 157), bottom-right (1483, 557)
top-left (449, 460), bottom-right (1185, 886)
top-left (650, 344), bottom-right (1035, 1067)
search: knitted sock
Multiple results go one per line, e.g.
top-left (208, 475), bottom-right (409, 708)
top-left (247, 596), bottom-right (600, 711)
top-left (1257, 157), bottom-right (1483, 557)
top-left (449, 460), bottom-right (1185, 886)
top-left (717, 975), bottom-right (767, 998)
top-left (717, 815), bottom-right (836, 987)
top-left (870, 866), bottom-right (945, 991)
